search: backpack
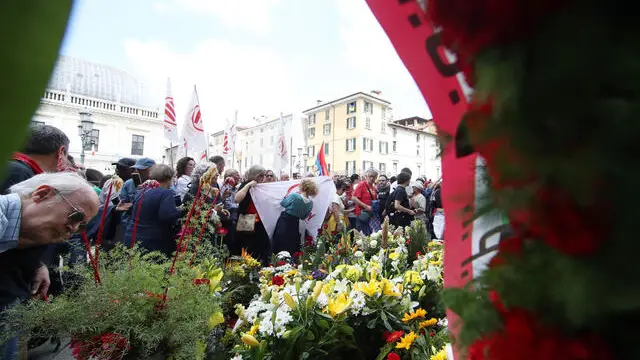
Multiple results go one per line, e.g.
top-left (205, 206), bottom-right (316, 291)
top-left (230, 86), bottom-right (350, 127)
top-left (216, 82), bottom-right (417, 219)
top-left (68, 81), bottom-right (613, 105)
top-left (385, 189), bottom-right (397, 214)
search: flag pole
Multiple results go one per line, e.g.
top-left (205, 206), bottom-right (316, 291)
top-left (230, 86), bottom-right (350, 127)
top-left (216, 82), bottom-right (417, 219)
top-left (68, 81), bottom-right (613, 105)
top-left (232, 110), bottom-right (237, 168)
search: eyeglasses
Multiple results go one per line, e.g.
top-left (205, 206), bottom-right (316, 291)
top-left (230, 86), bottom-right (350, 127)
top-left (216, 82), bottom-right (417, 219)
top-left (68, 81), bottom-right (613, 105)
top-left (266, 174), bottom-right (274, 178)
top-left (55, 190), bottom-right (87, 231)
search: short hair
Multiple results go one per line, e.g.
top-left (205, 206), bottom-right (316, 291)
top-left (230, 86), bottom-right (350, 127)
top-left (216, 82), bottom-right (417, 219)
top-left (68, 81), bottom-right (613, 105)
top-left (397, 172), bottom-right (411, 185)
top-left (379, 174), bottom-right (388, 181)
top-left (300, 179), bottom-right (318, 197)
top-left (334, 178), bottom-right (348, 191)
top-left (400, 167), bottom-right (412, 176)
top-left (365, 168), bottom-right (378, 177)
top-left (150, 164), bottom-right (175, 183)
top-left (209, 155), bottom-right (225, 165)
top-left (223, 168), bottom-right (239, 178)
top-left (192, 162), bottom-right (215, 180)
top-left (23, 124), bottom-right (70, 156)
top-left (350, 174), bottom-right (359, 183)
top-left (67, 155), bottom-right (75, 167)
top-left (245, 165), bottom-right (265, 182)
top-left (85, 169), bottom-right (104, 186)
top-left (10, 172), bottom-right (94, 197)
top-left (176, 157), bottom-right (194, 177)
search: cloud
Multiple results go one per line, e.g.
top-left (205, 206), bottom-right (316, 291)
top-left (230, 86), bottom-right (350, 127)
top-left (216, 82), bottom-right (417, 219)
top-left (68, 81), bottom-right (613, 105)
top-left (153, 0), bottom-right (282, 33)
top-left (124, 37), bottom-right (300, 134)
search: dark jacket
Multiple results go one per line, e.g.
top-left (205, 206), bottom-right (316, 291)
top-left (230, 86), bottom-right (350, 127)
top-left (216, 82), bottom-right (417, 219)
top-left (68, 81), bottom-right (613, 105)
top-left (124, 187), bottom-right (182, 257)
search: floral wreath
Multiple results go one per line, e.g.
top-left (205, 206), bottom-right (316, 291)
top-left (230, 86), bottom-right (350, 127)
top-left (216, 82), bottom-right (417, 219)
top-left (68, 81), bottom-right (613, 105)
top-left (427, 0), bottom-right (638, 358)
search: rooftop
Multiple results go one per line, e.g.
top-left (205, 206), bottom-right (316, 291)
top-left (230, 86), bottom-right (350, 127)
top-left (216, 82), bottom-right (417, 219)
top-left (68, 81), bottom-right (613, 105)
top-left (303, 91), bottom-right (391, 113)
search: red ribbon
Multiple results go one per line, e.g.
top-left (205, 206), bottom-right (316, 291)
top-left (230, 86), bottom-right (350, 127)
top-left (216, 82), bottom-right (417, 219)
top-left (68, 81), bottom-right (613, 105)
top-left (189, 190), bottom-right (221, 266)
top-left (94, 182), bottom-right (114, 265)
top-left (80, 231), bottom-right (101, 284)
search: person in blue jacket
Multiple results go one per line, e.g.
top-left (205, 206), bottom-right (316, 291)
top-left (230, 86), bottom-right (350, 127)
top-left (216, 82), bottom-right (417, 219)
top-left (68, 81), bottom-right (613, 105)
top-left (124, 164), bottom-right (182, 258)
top-left (272, 179), bottom-right (318, 256)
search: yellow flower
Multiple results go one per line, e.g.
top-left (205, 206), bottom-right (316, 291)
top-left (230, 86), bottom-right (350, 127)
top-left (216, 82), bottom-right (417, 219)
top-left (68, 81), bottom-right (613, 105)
top-left (402, 308), bottom-right (427, 323)
top-left (283, 292), bottom-right (297, 310)
top-left (356, 279), bottom-right (380, 298)
top-left (241, 333), bottom-right (260, 347)
top-left (207, 312), bottom-right (224, 329)
top-left (345, 265), bottom-right (362, 282)
top-left (430, 348), bottom-right (448, 360)
top-left (247, 324), bottom-right (260, 336)
top-left (419, 318), bottom-right (438, 329)
top-left (327, 293), bottom-right (351, 318)
top-left (312, 281), bottom-right (323, 299)
top-left (286, 269), bottom-right (297, 277)
top-left (389, 252), bottom-right (400, 260)
top-left (403, 270), bottom-right (424, 288)
top-left (381, 278), bottom-right (401, 297)
top-left (429, 260), bottom-right (442, 266)
top-left (395, 331), bottom-right (418, 350)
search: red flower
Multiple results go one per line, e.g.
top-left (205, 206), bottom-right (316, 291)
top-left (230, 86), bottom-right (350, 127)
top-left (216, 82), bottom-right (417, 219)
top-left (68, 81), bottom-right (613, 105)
top-left (468, 308), bottom-right (612, 360)
top-left (276, 261), bottom-right (288, 266)
top-left (271, 275), bottom-right (285, 286)
top-left (216, 227), bottom-right (229, 235)
top-left (305, 236), bottom-right (314, 247)
top-left (415, 251), bottom-right (422, 257)
top-left (429, 331), bottom-right (436, 337)
top-left (386, 352), bottom-right (401, 360)
top-left (384, 330), bottom-right (405, 343)
top-left (192, 278), bottom-right (211, 286)
top-left (323, 223), bottom-right (329, 230)
top-left (293, 251), bottom-right (304, 258)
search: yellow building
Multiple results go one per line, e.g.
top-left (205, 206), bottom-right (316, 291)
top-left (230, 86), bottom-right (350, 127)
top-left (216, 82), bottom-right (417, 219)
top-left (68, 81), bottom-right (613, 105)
top-left (302, 92), bottom-right (392, 176)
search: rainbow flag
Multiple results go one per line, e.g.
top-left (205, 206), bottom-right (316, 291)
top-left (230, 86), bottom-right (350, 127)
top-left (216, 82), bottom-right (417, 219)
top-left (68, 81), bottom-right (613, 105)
top-left (315, 141), bottom-right (329, 176)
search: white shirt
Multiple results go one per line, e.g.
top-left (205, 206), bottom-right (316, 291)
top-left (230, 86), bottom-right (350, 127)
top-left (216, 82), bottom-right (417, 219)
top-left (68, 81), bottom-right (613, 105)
top-left (175, 175), bottom-right (192, 201)
top-left (390, 181), bottom-right (399, 192)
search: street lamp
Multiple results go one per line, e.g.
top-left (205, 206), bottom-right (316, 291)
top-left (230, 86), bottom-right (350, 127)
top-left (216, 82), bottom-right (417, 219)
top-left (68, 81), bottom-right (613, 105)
top-left (77, 110), bottom-right (95, 165)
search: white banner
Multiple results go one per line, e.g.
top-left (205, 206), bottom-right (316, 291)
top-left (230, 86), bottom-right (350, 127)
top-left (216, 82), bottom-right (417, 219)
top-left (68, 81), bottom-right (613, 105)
top-left (163, 78), bottom-right (179, 142)
top-left (179, 85), bottom-right (208, 160)
top-left (250, 176), bottom-right (336, 241)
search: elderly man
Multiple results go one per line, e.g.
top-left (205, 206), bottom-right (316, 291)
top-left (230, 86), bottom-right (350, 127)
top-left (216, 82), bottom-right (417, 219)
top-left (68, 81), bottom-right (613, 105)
top-left (0, 172), bottom-right (99, 359)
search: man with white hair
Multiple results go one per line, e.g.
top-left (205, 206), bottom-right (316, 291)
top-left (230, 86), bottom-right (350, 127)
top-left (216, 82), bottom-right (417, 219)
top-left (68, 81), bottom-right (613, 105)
top-left (0, 173), bottom-right (99, 359)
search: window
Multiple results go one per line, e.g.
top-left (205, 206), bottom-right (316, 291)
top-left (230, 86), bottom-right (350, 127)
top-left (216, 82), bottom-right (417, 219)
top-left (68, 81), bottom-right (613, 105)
top-left (131, 135), bottom-right (144, 155)
top-left (31, 120), bottom-right (45, 126)
top-left (381, 121), bottom-right (386, 133)
top-left (416, 134), bottom-right (420, 142)
top-left (362, 138), bottom-right (373, 152)
top-left (345, 161), bottom-right (356, 175)
top-left (323, 123), bottom-right (331, 136)
top-left (364, 101), bottom-right (373, 114)
top-left (362, 161), bottom-right (373, 171)
top-left (346, 138), bottom-right (356, 152)
top-left (307, 128), bottom-right (315, 138)
top-left (365, 117), bottom-right (371, 130)
top-left (417, 147), bottom-right (420, 155)
top-left (393, 163), bottom-right (398, 175)
top-left (381, 107), bottom-right (386, 119)
top-left (260, 128), bottom-right (264, 133)
top-left (325, 109), bottom-right (330, 120)
top-left (379, 141), bottom-right (389, 154)
top-left (215, 136), bottom-right (222, 145)
top-left (324, 143), bottom-right (329, 155)
top-left (379, 163), bottom-right (386, 174)
top-left (392, 128), bottom-right (397, 137)
top-left (84, 129), bottom-right (100, 151)
top-left (327, 163), bottom-right (331, 172)
top-left (347, 101), bottom-right (357, 114)
top-left (308, 114), bottom-right (316, 125)
top-left (392, 141), bottom-right (397, 152)
top-left (347, 116), bottom-right (356, 129)
top-left (260, 138), bottom-right (264, 147)
top-left (308, 146), bottom-right (315, 156)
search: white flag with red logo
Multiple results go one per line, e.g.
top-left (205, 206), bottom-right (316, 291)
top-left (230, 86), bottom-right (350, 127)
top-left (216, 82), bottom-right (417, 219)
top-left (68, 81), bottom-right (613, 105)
top-left (179, 85), bottom-right (208, 160)
top-left (250, 176), bottom-right (336, 240)
top-left (163, 78), bottom-right (179, 142)
top-left (222, 121), bottom-right (235, 156)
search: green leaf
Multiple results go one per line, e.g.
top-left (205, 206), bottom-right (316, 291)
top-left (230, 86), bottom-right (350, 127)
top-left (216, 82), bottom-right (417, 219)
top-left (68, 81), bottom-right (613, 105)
top-left (340, 325), bottom-right (354, 336)
top-left (305, 330), bottom-right (315, 341)
top-left (0, 1), bottom-right (73, 176)
top-left (317, 319), bottom-right (330, 329)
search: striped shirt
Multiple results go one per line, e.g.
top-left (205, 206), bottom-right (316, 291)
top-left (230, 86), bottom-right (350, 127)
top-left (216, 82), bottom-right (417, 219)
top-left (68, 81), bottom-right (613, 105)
top-left (0, 193), bottom-right (22, 253)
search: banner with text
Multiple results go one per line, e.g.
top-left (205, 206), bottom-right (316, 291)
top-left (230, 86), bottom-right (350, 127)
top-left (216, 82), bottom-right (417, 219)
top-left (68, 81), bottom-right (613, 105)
top-left (364, 0), bottom-right (508, 357)
top-left (250, 176), bottom-right (336, 242)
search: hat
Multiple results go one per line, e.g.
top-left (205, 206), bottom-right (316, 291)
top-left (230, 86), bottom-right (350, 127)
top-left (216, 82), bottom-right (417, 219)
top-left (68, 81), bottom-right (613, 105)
top-left (112, 158), bottom-right (136, 168)
top-left (131, 157), bottom-right (156, 170)
top-left (410, 181), bottom-right (424, 191)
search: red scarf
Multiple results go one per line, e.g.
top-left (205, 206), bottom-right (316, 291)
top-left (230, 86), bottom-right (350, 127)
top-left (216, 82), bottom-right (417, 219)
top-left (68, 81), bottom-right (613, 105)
top-left (12, 152), bottom-right (44, 174)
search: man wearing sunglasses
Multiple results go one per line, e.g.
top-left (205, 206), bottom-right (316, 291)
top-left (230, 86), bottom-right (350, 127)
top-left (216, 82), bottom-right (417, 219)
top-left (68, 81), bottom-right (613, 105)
top-left (0, 172), bottom-right (99, 359)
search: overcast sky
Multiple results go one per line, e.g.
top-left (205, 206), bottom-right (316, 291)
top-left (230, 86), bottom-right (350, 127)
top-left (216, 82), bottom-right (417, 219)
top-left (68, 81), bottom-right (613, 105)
top-left (60, 0), bottom-right (431, 133)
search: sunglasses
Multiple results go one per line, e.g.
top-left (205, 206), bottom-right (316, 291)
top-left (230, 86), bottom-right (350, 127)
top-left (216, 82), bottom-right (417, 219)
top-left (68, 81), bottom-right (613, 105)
top-left (266, 174), bottom-right (274, 178)
top-left (55, 190), bottom-right (87, 231)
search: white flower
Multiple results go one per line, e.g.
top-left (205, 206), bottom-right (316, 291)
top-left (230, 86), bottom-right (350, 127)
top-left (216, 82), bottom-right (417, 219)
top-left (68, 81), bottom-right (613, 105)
top-left (334, 279), bottom-right (350, 294)
top-left (438, 318), bottom-right (448, 327)
top-left (231, 354), bottom-right (243, 360)
top-left (277, 251), bottom-right (292, 259)
top-left (354, 250), bottom-right (364, 258)
top-left (274, 308), bottom-right (293, 328)
top-left (349, 290), bottom-right (366, 315)
top-left (426, 266), bottom-right (441, 281)
top-left (370, 232), bottom-right (381, 240)
top-left (369, 240), bottom-right (378, 248)
top-left (316, 292), bottom-right (329, 307)
top-left (300, 280), bottom-right (313, 295)
top-left (259, 312), bottom-right (275, 336)
top-left (391, 260), bottom-right (399, 268)
top-left (371, 255), bottom-right (379, 262)
top-left (355, 239), bottom-right (364, 247)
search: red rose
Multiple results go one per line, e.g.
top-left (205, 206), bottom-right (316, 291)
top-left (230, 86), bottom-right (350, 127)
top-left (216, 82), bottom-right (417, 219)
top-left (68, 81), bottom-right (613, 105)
top-left (293, 251), bottom-right (304, 258)
top-left (386, 352), bottom-right (400, 360)
top-left (469, 308), bottom-right (612, 360)
top-left (276, 261), bottom-right (288, 266)
top-left (271, 275), bottom-right (285, 286)
top-left (385, 330), bottom-right (405, 343)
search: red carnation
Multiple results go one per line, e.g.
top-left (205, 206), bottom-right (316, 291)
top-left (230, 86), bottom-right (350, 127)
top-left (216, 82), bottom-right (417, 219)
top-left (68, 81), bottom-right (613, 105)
top-left (385, 330), bottom-right (405, 343)
top-left (276, 261), bottom-right (288, 266)
top-left (271, 275), bottom-right (285, 286)
top-left (293, 251), bottom-right (304, 258)
top-left (386, 352), bottom-right (401, 360)
top-left (216, 227), bottom-right (229, 235)
top-left (468, 308), bottom-right (612, 360)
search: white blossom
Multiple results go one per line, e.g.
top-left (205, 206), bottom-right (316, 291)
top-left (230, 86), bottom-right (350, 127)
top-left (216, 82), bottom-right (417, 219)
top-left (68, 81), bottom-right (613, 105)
top-left (354, 250), bottom-right (364, 258)
top-left (369, 240), bottom-right (378, 248)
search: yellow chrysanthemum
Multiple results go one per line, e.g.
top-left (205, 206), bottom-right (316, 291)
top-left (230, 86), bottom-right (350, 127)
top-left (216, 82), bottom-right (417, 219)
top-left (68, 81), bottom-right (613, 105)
top-left (402, 308), bottom-right (427, 323)
top-left (246, 324), bottom-right (260, 336)
top-left (327, 293), bottom-right (351, 318)
top-left (430, 348), bottom-right (448, 360)
top-left (419, 318), bottom-right (438, 329)
top-left (403, 270), bottom-right (424, 288)
top-left (395, 331), bottom-right (418, 350)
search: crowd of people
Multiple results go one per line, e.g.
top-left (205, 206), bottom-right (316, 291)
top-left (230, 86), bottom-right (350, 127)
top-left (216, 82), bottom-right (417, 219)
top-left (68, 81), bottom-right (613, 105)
top-left (0, 123), bottom-right (443, 359)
